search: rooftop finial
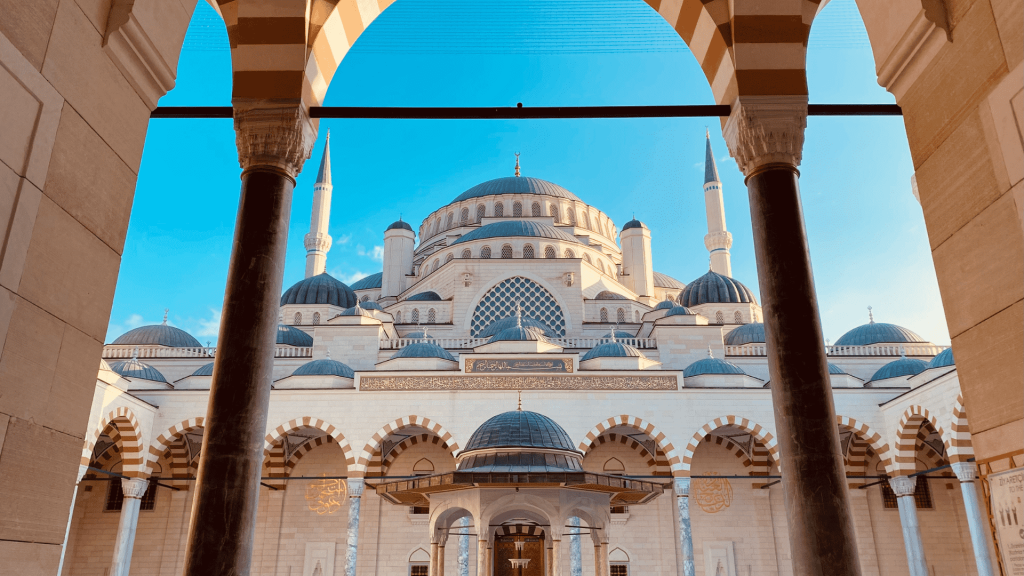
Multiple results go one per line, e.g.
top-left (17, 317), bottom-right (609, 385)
top-left (326, 349), bottom-right (332, 360)
top-left (868, 306), bottom-right (874, 324)
top-left (610, 324), bottom-right (618, 343)
top-left (422, 325), bottom-right (429, 340)
top-left (707, 345), bottom-right (714, 358)
top-left (515, 302), bottom-right (523, 328)
top-left (899, 345), bottom-right (906, 358)
top-left (163, 309), bottom-right (169, 325)
top-left (517, 390), bottom-right (522, 411)
top-left (132, 347), bottom-right (139, 361)
top-left (514, 152), bottom-right (521, 177)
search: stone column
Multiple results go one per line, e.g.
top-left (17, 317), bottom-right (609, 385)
top-left (550, 540), bottom-right (561, 576)
top-left (724, 95), bottom-right (862, 576)
top-left (346, 478), bottom-right (365, 576)
top-left (57, 465), bottom-right (89, 576)
top-left (438, 544), bottom-right (446, 576)
top-left (110, 478), bottom-right (149, 576)
top-left (569, 517), bottom-right (581, 576)
top-left (599, 542), bottom-right (609, 576)
top-left (546, 543), bottom-right (554, 576)
top-left (888, 476), bottom-right (928, 576)
top-left (430, 542), bottom-right (440, 576)
top-left (674, 478), bottom-right (695, 576)
top-left (477, 540), bottom-right (489, 576)
top-left (952, 463), bottom-right (996, 576)
top-left (182, 103), bottom-right (315, 576)
top-left (459, 517), bottom-right (470, 576)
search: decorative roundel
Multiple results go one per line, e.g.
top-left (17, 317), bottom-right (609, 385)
top-left (470, 276), bottom-right (566, 338)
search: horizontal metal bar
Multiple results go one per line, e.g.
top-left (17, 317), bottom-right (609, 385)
top-left (150, 103), bottom-right (902, 120)
top-left (85, 466), bottom-right (181, 491)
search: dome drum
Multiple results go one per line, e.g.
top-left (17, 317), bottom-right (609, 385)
top-left (682, 355), bottom-right (762, 388)
top-left (377, 342), bottom-right (459, 371)
top-left (276, 358), bottom-right (356, 390)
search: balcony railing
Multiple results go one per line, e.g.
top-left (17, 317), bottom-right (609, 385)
top-left (379, 337), bottom-right (658, 350)
top-left (724, 344), bottom-right (950, 357)
top-left (101, 345), bottom-right (313, 359)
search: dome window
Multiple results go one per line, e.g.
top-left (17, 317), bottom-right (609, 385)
top-left (445, 212), bottom-right (454, 229)
top-left (431, 259), bottom-right (439, 273)
top-left (476, 204), bottom-right (485, 222)
top-left (513, 201), bottom-right (523, 216)
top-left (563, 248), bottom-right (575, 258)
top-left (616, 308), bottom-right (625, 323)
top-left (460, 207), bottom-right (469, 225)
top-left (411, 309), bottom-right (420, 323)
top-left (734, 311), bottom-right (742, 323)
top-left (531, 202), bottom-right (541, 216)
top-left (427, 309), bottom-right (436, 323)
top-left (715, 311), bottom-right (725, 324)
top-left (600, 308), bottom-right (609, 322)
top-left (544, 246), bottom-right (556, 259)
top-left (312, 312), bottom-right (321, 325)
top-left (583, 253), bottom-right (592, 264)
top-left (395, 311), bottom-right (402, 323)
top-left (523, 244), bottom-right (535, 259)
top-left (567, 210), bottom-right (577, 226)
top-left (461, 249), bottom-right (471, 259)
top-left (501, 244), bottom-right (513, 259)
top-left (550, 204), bottom-right (560, 222)
top-left (293, 312), bottom-right (302, 324)
top-left (634, 310), bottom-right (640, 322)
top-left (583, 212), bottom-right (591, 230)
top-left (480, 246), bottom-right (491, 259)
top-left (494, 202), bottom-right (504, 217)
top-left (431, 219), bottom-right (439, 236)
top-left (445, 253), bottom-right (453, 263)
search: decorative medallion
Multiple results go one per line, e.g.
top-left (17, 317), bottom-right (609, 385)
top-left (305, 475), bottom-right (346, 515)
top-left (465, 358), bottom-right (573, 374)
top-left (692, 473), bottom-right (733, 514)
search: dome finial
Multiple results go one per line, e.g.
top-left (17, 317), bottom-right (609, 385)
top-left (515, 302), bottom-right (523, 328)
top-left (610, 324), bottom-right (618, 343)
top-left (707, 345), bottom-right (714, 359)
top-left (514, 152), bottom-right (521, 177)
top-left (326, 349), bottom-right (332, 360)
top-left (422, 325), bottom-right (429, 340)
top-left (132, 346), bottom-right (139, 361)
top-left (517, 390), bottom-right (522, 411)
top-left (163, 309), bottom-right (169, 325)
top-left (868, 306), bottom-right (874, 324)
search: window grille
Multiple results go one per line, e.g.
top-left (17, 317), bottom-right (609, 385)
top-left (617, 308), bottom-right (626, 323)
top-left (563, 249), bottom-right (575, 258)
top-left (610, 506), bottom-right (629, 514)
top-left (567, 209), bottom-right (577, 226)
top-left (600, 308), bottom-right (609, 323)
top-left (360, 295), bottom-right (369, 302)
top-left (550, 205), bottom-right (560, 222)
top-left (427, 309), bottom-right (436, 323)
top-left (610, 565), bottom-right (629, 576)
top-left (460, 208), bottom-right (469, 225)
top-left (411, 309), bottom-right (419, 323)
top-left (583, 253), bottom-right (592, 264)
top-left (544, 246), bottom-right (556, 259)
top-left (480, 246), bottom-right (491, 259)
top-left (432, 260), bottom-right (439, 273)
top-left (395, 311), bottom-right (402, 323)
top-left (445, 213), bottom-right (454, 229)
top-left (461, 249), bottom-right (471, 259)
top-left (494, 203), bottom-right (504, 217)
top-left (715, 311), bottom-right (725, 324)
top-left (501, 244), bottom-right (513, 259)
top-left (583, 212), bottom-right (591, 230)
top-left (881, 476), bottom-right (933, 509)
top-left (522, 244), bottom-right (534, 259)
top-left (410, 506), bottom-right (429, 515)
top-left (105, 480), bottom-right (157, 511)
top-left (476, 204), bottom-right (486, 222)
top-left (312, 312), bottom-right (320, 325)
top-left (293, 312), bottom-right (302, 324)
top-left (734, 311), bottom-right (743, 323)
top-left (513, 201), bottom-right (523, 217)
top-left (410, 565), bottom-right (429, 576)
top-left (469, 276), bottom-right (565, 337)
top-left (635, 310), bottom-right (640, 322)
top-left (531, 202), bottom-right (541, 216)
top-left (445, 253), bottom-right (454, 263)
top-left (432, 219), bottom-right (440, 236)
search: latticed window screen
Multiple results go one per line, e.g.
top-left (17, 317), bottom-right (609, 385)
top-left (583, 253), bottom-right (592, 264)
top-left (312, 312), bottom-right (321, 325)
top-left (550, 205), bottom-right (560, 222)
top-left (600, 308), bottom-right (608, 322)
top-left (470, 276), bottom-right (566, 337)
top-left (395, 311), bottom-right (402, 323)
top-left (494, 203), bottom-right (504, 217)
top-left (445, 253), bottom-right (454, 263)
top-left (432, 260), bottom-right (440, 273)
top-left (564, 249), bottom-right (575, 258)
top-left (293, 312), bottom-right (302, 324)
top-left (461, 249), bottom-right (471, 259)
top-left (501, 244), bottom-right (513, 259)
top-left (480, 246), bottom-right (491, 259)
top-left (734, 311), bottom-right (743, 323)
top-left (881, 476), bottom-right (933, 509)
top-left (445, 213), bottom-right (454, 228)
top-left (567, 209), bottom-right (577, 226)
top-left (523, 244), bottom-right (534, 259)
top-left (427, 309), bottom-right (436, 323)
top-left (411, 309), bottom-right (420, 323)
top-left (635, 310), bottom-right (640, 322)
top-left (583, 212), bottom-right (591, 230)
top-left (715, 311), bottom-right (725, 324)
top-left (477, 204), bottom-right (486, 222)
top-left (460, 208), bottom-right (469, 225)
top-left (617, 308), bottom-right (626, 323)
top-left (610, 565), bottom-right (629, 576)
top-left (513, 201), bottom-right (523, 216)
top-left (544, 246), bottom-right (556, 259)
top-left (410, 565), bottom-right (429, 576)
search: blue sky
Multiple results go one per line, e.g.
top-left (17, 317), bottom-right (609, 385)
top-left (108, 0), bottom-right (948, 345)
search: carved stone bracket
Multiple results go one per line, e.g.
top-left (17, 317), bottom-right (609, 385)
top-left (304, 233), bottom-right (333, 253)
top-left (951, 462), bottom-right (978, 483)
top-left (703, 230), bottom-right (733, 252)
top-left (234, 101), bottom-right (317, 179)
top-left (723, 95), bottom-right (808, 176)
top-left (888, 475), bottom-right (917, 497)
top-left (121, 478), bottom-right (150, 499)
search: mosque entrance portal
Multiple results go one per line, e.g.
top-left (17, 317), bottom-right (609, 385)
top-left (494, 531), bottom-right (545, 576)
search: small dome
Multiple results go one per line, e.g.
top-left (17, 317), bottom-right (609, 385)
top-left (391, 342), bottom-right (456, 361)
top-left (928, 348), bottom-right (954, 369)
top-left (603, 330), bottom-right (636, 339)
top-left (870, 357), bottom-right (929, 382)
top-left (108, 358), bottom-right (168, 383)
top-left (653, 272), bottom-right (686, 290)
top-left (350, 272), bottom-right (383, 291)
top-left (277, 324), bottom-right (313, 347)
top-left (339, 306), bottom-right (374, 317)
top-left (452, 176), bottom-right (581, 204)
top-left (111, 324), bottom-right (202, 348)
top-left (407, 291), bottom-right (443, 301)
top-left (281, 273), bottom-right (357, 308)
top-left (463, 410), bottom-right (578, 453)
top-left (654, 300), bottom-right (676, 310)
top-left (386, 220), bottom-right (413, 232)
top-left (665, 306), bottom-right (697, 317)
top-left (683, 356), bottom-right (746, 378)
top-left (828, 363), bottom-right (846, 375)
top-left (679, 270), bottom-right (757, 307)
top-left (403, 331), bottom-right (434, 339)
top-left (192, 362), bottom-right (215, 377)
top-left (488, 325), bottom-right (548, 343)
top-left (594, 290), bottom-right (628, 300)
top-left (622, 218), bottom-right (646, 231)
top-left (835, 322), bottom-right (925, 346)
top-left (451, 220), bottom-right (582, 245)
top-left (725, 323), bottom-right (765, 346)
top-left (359, 301), bottom-right (384, 311)
top-left (479, 316), bottom-right (557, 338)
top-left (292, 358), bottom-right (355, 378)
top-left (581, 341), bottom-right (644, 361)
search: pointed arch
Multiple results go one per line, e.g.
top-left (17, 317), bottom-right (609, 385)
top-left (283, 435), bottom-right (338, 476)
top-left (263, 416), bottom-right (355, 467)
top-left (370, 432), bottom-right (457, 477)
top-left (680, 415), bottom-right (780, 476)
top-left (836, 415), bottom-right (895, 480)
top-left (894, 406), bottom-right (949, 475)
top-left (583, 431), bottom-right (671, 475)
top-left (354, 416), bottom-right (460, 477)
top-left (81, 407), bottom-right (145, 478)
top-left (948, 394), bottom-right (974, 464)
top-left (577, 415), bottom-right (684, 477)
top-left (144, 416), bottom-right (205, 475)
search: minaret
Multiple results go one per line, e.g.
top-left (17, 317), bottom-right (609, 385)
top-left (702, 129), bottom-right (733, 277)
top-left (304, 131), bottom-right (333, 278)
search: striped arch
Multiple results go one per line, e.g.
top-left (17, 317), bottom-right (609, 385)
top-left (948, 394), bottom-right (974, 464)
top-left (263, 416), bottom-right (355, 466)
top-left (89, 427), bottom-right (123, 469)
top-left (894, 406), bottom-right (949, 475)
top-left (162, 439), bottom-right (193, 487)
top-left (354, 416), bottom-right (461, 477)
top-left (81, 407), bottom-right (145, 478)
top-left (144, 417), bottom-right (206, 475)
top-left (583, 432), bottom-right (672, 476)
top-left (836, 416), bottom-right (894, 474)
top-left (578, 415), bottom-right (684, 477)
top-left (284, 435), bottom-right (337, 476)
top-left (680, 415), bottom-right (779, 476)
top-left (373, 433), bottom-right (458, 477)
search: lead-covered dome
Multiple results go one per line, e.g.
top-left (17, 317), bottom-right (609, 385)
top-left (391, 342), bottom-right (456, 361)
top-left (111, 324), bottom-right (202, 348)
top-left (464, 410), bottom-right (578, 453)
top-left (683, 356), bottom-right (746, 378)
top-left (581, 341), bottom-right (644, 361)
top-left (835, 322), bottom-right (925, 346)
top-left (350, 272), bottom-right (383, 291)
top-left (870, 357), bottom-right (928, 381)
top-left (488, 325), bottom-right (549, 343)
top-left (479, 316), bottom-right (557, 338)
top-left (654, 300), bottom-right (676, 310)
top-left (622, 218), bottom-right (646, 230)
top-left (653, 272), bottom-right (686, 290)
top-left (386, 220), bottom-right (413, 232)
top-left (192, 362), bottom-right (215, 377)
top-left (594, 290), bottom-right (628, 300)
top-left (664, 306), bottom-right (697, 317)
top-left (108, 358), bottom-right (168, 383)
top-left (277, 324), bottom-right (313, 346)
top-left (453, 177), bottom-right (581, 203)
top-left (725, 323), bottom-right (765, 346)
top-left (407, 291), bottom-right (443, 301)
top-left (679, 270), bottom-right (757, 307)
top-left (928, 347), bottom-right (954, 369)
top-left (281, 272), bottom-right (357, 308)
top-left (292, 358), bottom-right (355, 378)
top-left (452, 220), bottom-right (582, 245)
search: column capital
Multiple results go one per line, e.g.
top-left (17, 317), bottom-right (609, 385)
top-left (888, 475), bottom-right (917, 497)
top-left (233, 100), bottom-right (317, 180)
top-left (723, 95), bottom-right (808, 176)
top-left (121, 478), bottom-right (149, 499)
top-left (347, 478), bottom-right (365, 498)
top-left (951, 462), bottom-right (978, 483)
top-left (674, 477), bottom-right (691, 496)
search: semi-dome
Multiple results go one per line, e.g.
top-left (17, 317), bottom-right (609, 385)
top-left (108, 358), bottom-right (168, 383)
top-left (350, 272), bottom-right (383, 291)
top-left (281, 272), bottom-right (357, 308)
top-left (603, 330), bottom-right (636, 339)
top-left (928, 347), bottom-right (954, 369)
top-left (339, 305), bottom-right (373, 317)
top-left (479, 316), bottom-right (557, 338)
top-left (452, 176), bottom-right (581, 204)
top-left (654, 300), bottom-right (676, 310)
top-left (828, 363), bottom-right (846, 375)
top-left (594, 290), bottom-right (628, 300)
top-left (111, 323), bottom-right (202, 348)
top-left (277, 324), bottom-right (314, 347)
top-left (653, 272), bottom-right (686, 290)
top-left (292, 358), bottom-right (355, 378)
top-left (488, 325), bottom-right (549, 344)
top-left (359, 301), bottom-right (384, 311)
top-left (870, 357), bottom-right (928, 382)
top-left (386, 219), bottom-right (413, 232)
top-left (622, 218), bottom-right (646, 231)
top-left (683, 356), bottom-right (746, 378)
top-left (679, 270), bottom-right (757, 307)
top-left (581, 341), bottom-right (645, 361)
top-left (835, 322), bottom-right (926, 346)
top-left (192, 362), bottom-right (215, 377)
top-left (451, 220), bottom-right (582, 245)
top-left (725, 323), bottom-right (765, 346)
top-left (665, 306), bottom-right (697, 317)
top-left (463, 410), bottom-right (578, 453)
top-left (407, 291), bottom-right (443, 301)
top-left (391, 342), bottom-right (456, 361)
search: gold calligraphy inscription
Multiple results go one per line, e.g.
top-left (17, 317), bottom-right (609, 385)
top-left (305, 475), bottom-right (346, 515)
top-left (465, 358), bottom-right (573, 374)
top-left (692, 473), bottom-right (733, 514)
top-left (360, 374), bottom-right (677, 391)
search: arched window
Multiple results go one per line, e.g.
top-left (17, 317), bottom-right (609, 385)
top-left (634, 310), bottom-right (640, 323)
top-left (461, 249), bottom-right (471, 259)
top-left (460, 207), bottom-right (469, 225)
top-left (431, 219), bottom-right (440, 236)
top-left (312, 312), bottom-right (321, 325)
top-left (431, 259), bottom-right (440, 273)
top-left (582, 212), bottom-right (591, 230)
top-left (549, 204), bottom-right (559, 222)
top-left (445, 253), bottom-right (454, 263)
top-left (609, 548), bottom-right (630, 576)
top-left (359, 294), bottom-right (369, 302)
top-left (480, 246), bottom-right (491, 259)
top-left (567, 209), bottom-right (577, 226)
top-left (583, 253), bottom-right (592, 264)
top-left (563, 248), bottom-right (575, 258)
top-left (531, 202), bottom-right (541, 216)
top-left (500, 244), bottom-right (513, 259)
top-left (544, 246), bottom-right (556, 259)
top-left (293, 312), bottom-right (302, 324)
top-left (427, 308), bottom-right (436, 323)
top-left (600, 308), bottom-right (609, 323)
top-left (734, 311), bottom-right (743, 323)
top-left (715, 311), bottom-right (725, 324)
top-left (445, 212), bottom-right (454, 229)
top-left (395, 311), bottom-right (402, 323)
top-left (470, 276), bottom-right (567, 337)
top-left (597, 260), bottom-right (604, 274)
top-left (616, 308), bottom-right (626, 323)
top-left (522, 244), bottom-right (534, 259)
top-left (513, 201), bottom-right (523, 216)
top-left (411, 309), bottom-right (420, 323)
top-left (476, 204), bottom-right (486, 222)
top-left (494, 202), bottom-right (504, 217)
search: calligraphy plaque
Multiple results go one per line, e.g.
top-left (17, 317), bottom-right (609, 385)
top-left (305, 476), bottom-right (346, 515)
top-left (692, 473), bottom-right (733, 514)
top-left (360, 374), bottom-right (677, 391)
top-left (466, 358), bottom-right (573, 374)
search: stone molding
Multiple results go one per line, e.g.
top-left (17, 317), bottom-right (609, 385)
top-left (703, 230), bottom-right (733, 252)
top-left (888, 475), bottom-right (917, 497)
top-left (723, 95), bottom-right (808, 175)
top-left (234, 102), bottom-right (316, 179)
top-left (359, 374), bottom-right (678, 391)
top-left (304, 233), bottom-right (333, 253)
top-left (951, 462), bottom-right (978, 483)
top-left (102, 13), bottom-right (176, 109)
top-left (347, 478), bottom-right (365, 498)
top-left (876, 9), bottom-right (948, 101)
top-left (121, 478), bottom-right (149, 499)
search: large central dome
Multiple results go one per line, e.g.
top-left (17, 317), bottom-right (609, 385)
top-left (452, 176), bottom-right (581, 203)
top-left (452, 220), bottom-right (582, 245)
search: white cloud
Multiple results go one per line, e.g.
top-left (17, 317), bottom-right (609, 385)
top-left (356, 244), bottom-right (385, 262)
top-left (195, 308), bottom-right (222, 337)
top-left (335, 233), bottom-right (352, 246)
top-left (106, 313), bottom-right (168, 343)
top-left (333, 269), bottom-right (372, 285)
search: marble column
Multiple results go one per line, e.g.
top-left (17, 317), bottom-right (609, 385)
top-left (952, 463), bottom-right (996, 576)
top-left (438, 545), bottom-right (446, 576)
top-left (57, 465), bottom-right (89, 576)
top-left (182, 103), bottom-right (315, 576)
top-left (546, 544), bottom-right (554, 576)
top-left (346, 479), bottom-right (364, 576)
top-left (477, 540), bottom-right (489, 576)
top-left (674, 478), bottom-right (695, 576)
top-left (569, 517), bottom-right (581, 576)
top-left (430, 542), bottom-right (440, 576)
top-left (889, 476), bottom-right (928, 576)
top-left (724, 95), bottom-right (862, 576)
top-left (110, 478), bottom-right (149, 576)
top-left (459, 517), bottom-right (470, 576)
top-left (550, 540), bottom-right (562, 576)
top-left (599, 542), bottom-right (609, 576)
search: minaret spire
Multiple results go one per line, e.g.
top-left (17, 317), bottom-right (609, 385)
top-left (702, 130), bottom-right (733, 277)
top-left (514, 152), bottom-right (521, 177)
top-left (304, 131), bottom-right (334, 278)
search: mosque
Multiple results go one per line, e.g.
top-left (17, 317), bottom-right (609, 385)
top-left (64, 133), bottom-right (989, 576)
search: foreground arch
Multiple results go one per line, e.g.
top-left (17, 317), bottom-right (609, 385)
top-left (81, 407), bottom-right (146, 478)
top-left (680, 415), bottom-right (779, 475)
top-left (577, 415), bottom-right (684, 476)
